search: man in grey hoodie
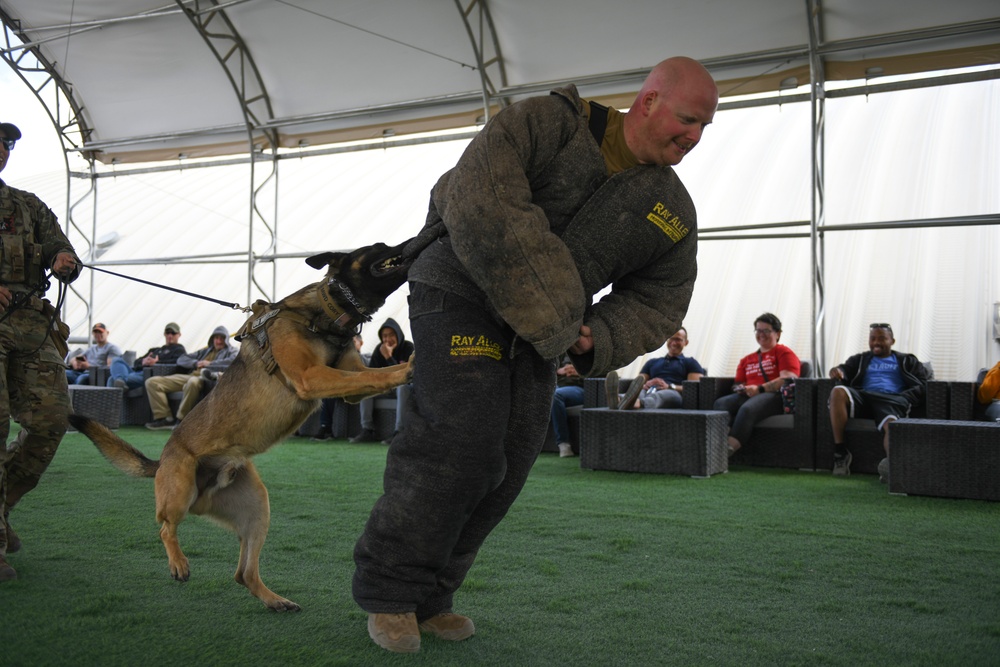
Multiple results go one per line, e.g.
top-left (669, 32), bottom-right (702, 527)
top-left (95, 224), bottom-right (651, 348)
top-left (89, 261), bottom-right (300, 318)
top-left (350, 318), bottom-right (414, 444)
top-left (354, 57), bottom-right (718, 653)
top-left (144, 325), bottom-right (238, 430)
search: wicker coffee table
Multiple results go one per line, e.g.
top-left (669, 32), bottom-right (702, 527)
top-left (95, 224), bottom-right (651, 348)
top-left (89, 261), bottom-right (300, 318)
top-left (67, 385), bottom-right (123, 430)
top-left (889, 418), bottom-right (1000, 501)
top-left (580, 408), bottom-right (729, 477)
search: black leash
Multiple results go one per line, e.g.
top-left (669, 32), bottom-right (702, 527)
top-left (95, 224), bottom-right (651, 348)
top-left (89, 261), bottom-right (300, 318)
top-left (80, 263), bottom-right (250, 312)
top-left (0, 271), bottom-right (65, 356)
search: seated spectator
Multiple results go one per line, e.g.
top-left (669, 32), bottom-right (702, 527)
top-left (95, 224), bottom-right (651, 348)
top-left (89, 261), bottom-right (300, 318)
top-left (713, 313), bottom-right (801, 458)
top-left (550, 356), bottom-right (584, 457)
top-left (107, 322), bottom-right (186, 390)
top-left (976, 361), bottom-right (1000, 422)
top-left (622, 328), bottom-right (705, 410)
top-left (144, 325), bottom-right (237, 430)
top-left (65, 322), bottom-right (122, 385)
top-left (350, 319), bottom-right (413, 444)
top-left (310, 334), bottom-right (367, 440)
top-left (828, 323), bottom-right (929, 481)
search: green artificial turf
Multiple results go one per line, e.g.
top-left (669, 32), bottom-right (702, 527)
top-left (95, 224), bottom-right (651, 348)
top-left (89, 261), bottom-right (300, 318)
top-left (2, 426), bottom-right (998, 666)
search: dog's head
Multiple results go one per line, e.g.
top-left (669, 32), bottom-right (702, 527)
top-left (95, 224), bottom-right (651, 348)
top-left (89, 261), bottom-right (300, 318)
top-left (305, 238), bottom-right (414, 325)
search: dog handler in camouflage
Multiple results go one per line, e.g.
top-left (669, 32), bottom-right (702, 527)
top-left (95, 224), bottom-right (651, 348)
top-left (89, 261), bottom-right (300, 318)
top-left (0, 121), bottom-right (81, 581)
top-left (354, 57), bottom-right (719, 652)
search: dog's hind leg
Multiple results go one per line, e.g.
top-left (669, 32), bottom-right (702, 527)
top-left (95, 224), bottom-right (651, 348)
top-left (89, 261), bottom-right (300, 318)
top-left (154, 451), bottom-right (200, 582)
top-left (208, 462), bottom-right (300, 612)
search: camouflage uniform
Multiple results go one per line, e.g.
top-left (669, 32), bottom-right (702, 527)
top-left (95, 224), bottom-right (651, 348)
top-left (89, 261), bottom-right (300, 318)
top-left (0, 179), bottom-right (80, 561)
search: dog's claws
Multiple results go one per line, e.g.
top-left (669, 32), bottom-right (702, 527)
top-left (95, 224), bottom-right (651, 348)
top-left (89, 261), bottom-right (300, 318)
top-left (268, 599), bottom-right (301, 612)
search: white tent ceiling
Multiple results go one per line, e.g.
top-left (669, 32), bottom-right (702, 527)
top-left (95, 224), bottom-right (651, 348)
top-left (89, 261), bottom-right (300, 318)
top-left (1, 0), bottom-right (998, 163)
top-left (1, 1), bottom-right (998, 380)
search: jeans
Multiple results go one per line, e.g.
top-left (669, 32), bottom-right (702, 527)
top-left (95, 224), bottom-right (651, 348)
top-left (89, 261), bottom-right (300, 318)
top-left (550, 385), bottom-right (584, 444)
top-left (713, 390), bottom-right (783, 447)
top-left (65, 369), bottom-right (91, 385)
top-left (358, 384), bottom-right (412, 433)
top-left (639, 387), bottom-right (683, 409)
top-left (106, 357), bottom-right (144, 389)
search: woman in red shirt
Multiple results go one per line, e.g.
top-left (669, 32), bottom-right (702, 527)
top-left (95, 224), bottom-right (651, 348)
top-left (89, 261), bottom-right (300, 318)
top-left (713, 313), bottom-right (801, 456)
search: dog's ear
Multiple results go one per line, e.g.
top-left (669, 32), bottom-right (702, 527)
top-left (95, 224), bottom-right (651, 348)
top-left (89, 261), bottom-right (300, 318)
top-left (305, 252), bottom-right (339, 270)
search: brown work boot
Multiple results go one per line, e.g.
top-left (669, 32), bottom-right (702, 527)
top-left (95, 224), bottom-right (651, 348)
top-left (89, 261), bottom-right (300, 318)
top-left (419, 612), bottom-right (476, 641)
top-left (0, 556), bottom-right (16, 582)
top-left (368, 612), bottom-right (420, 653)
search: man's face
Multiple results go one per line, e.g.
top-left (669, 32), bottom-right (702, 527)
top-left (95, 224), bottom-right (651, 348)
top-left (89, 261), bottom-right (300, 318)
top-left (380, 328), bottom-right (398, 347)
top-left (634, 88), bottom-right (717, 166)
top-left (868, 327), bottom-right (895, 358)
top-left (666, 330), bottom-right (688, 357)
top-left (164, 330), bottom-right (180, 345)
top-left (212, 334), bottom-right (226, 350)
top-left (92, 329), bottom-right (108, 344)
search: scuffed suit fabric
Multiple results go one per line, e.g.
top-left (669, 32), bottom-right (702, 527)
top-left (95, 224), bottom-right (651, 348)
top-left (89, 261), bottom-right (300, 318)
top-left (353, 85), bottom-right (699, 617)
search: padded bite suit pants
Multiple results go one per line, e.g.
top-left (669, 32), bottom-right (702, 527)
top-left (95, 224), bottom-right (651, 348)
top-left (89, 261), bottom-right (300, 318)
top-left (352, 282), bottom-right (557, 619)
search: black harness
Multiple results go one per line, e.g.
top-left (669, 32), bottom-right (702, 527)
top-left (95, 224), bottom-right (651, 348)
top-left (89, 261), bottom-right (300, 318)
top-left (234, 277), bottom-right (370, 382)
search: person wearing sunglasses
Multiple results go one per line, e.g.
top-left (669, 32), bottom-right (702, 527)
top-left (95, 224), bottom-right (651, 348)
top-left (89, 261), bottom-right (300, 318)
top-left (0, 120), bottom-right (82, 582)
top-left (828, 323), bottom-right (930, 481)
top-left (713, 313), bottom-right (802, 458)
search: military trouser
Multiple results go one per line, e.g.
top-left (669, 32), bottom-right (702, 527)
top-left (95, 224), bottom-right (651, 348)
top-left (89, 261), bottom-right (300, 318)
top-left (0, 306), bottom-right (70, 556)
top-left (352, 282), bottom-right (557, 619)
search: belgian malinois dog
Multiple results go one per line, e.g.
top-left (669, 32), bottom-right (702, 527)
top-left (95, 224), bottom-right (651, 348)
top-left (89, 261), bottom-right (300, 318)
top-left (69, 239), bottom-right (416, 612)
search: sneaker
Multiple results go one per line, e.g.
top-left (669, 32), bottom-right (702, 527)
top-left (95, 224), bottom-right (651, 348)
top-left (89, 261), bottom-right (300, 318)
top-left (145, 417), bottom-right (176, 430)
top-left (382, 431), bottom-right (399, 445)
top-left (605, 371), bottom-right (620, 409)
top-left (349, 428), bottom-right (380, 444)
top-left (832, 451), bottom-right (852, 477)
top-left (877, 457), bottom-right (889, 484)
top-left (557, 442), bottom-right (575, 458)
top-left (419, 612), bottom-right (475, 641)
top-left (368, 612), bottom-right (420, 653)
top-left (113, 378), bottom-right (128, 390)
top-left (0, 556), bottom-right (16, 582)
top-left (618, 376), bottom-right (644, 410)
top-left (309, 429), bottom-right (333, 442)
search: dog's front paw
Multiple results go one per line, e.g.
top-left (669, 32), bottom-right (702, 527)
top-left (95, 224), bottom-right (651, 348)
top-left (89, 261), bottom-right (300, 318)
top-left (267, 597), bottom-right (302, 613)
top-left (169, 556), bottom-right (191, 582)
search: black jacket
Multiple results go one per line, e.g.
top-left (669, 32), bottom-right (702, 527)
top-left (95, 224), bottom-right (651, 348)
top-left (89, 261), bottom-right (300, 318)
top-left (368, 318), bottom-right (414, 369)
top-left (838, 351), bottom-right (929, 408)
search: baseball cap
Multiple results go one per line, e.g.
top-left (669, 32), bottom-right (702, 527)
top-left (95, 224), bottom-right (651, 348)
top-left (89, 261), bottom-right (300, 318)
top-left (164, 322), bottom-right (181, 334)
top-left (0, 122), bottom-right (22, 141)
top-left (92, 322), bottom-right (108, 332)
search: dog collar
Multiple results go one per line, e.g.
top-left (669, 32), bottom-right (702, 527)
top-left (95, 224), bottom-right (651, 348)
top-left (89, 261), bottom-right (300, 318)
top-left (316, 278), bottom-right (371, 330)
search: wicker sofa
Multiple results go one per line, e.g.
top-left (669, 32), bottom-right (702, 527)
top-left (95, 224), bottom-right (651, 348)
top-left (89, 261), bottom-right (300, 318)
top-left (813, 373), bottom-right (949, 475)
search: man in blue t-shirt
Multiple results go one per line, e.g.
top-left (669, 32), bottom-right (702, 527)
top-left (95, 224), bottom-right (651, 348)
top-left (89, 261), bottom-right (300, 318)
top-left (827, 323), bottom-right (930, 480)
top-left (620, 328), bottom-right (706, 410)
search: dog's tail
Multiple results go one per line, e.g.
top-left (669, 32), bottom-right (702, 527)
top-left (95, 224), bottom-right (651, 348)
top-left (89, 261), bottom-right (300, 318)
top-left (68, 414), bottom-right (160, 478)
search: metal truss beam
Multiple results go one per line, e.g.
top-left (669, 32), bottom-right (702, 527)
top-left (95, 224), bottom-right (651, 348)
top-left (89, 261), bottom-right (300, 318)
top-left (454, 0), bottom-right (508, 124)
top-left (807, 0), bottom-right (827, 375)
top-left (175, 0), bottom-right (279, 305)
top-left (0, 8), bottom-right (101, 334)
